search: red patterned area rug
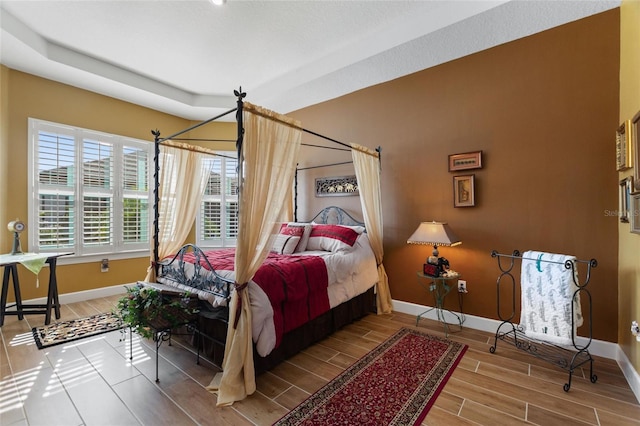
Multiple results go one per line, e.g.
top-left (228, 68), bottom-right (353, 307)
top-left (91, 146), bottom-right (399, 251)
top-left (273, 327), bottom-right (468, 426)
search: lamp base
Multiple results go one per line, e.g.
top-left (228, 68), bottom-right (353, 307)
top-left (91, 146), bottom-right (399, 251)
top-left (10, 232), bottom-right (22, 255)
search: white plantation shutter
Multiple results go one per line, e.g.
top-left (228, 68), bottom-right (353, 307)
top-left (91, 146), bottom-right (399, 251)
top-left (122, 146), bottom-right (149, 249)
top-left (82, 138), bottom-right (113, 249)
top-left (197, 153), bottom-right (238, 247)
top-left (28, 119), bottom-right (152, 257)
top-left (36, 130), bottom-right (76, 249)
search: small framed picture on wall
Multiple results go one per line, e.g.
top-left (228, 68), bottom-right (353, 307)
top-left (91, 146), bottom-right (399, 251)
top-left (453, 174), bottom-right (475, 207)
top-left (616, 120), bottom-right (632, 171)
top-left (620, 177), bottom-right (633, 223)
top-left (632, 111), bottom-right (640, 191)
top-left (632, 193), bottom-right (640, 234)
top-left (449, 151), bottom-right (482, 172)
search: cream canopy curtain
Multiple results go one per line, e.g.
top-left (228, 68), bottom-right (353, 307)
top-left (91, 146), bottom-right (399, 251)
top-left (208, 102), bottom-right (302, 406)
top-left (352, 144), bottom-right (393, 314)
top-left (144, 143), bottom-right (212, 282)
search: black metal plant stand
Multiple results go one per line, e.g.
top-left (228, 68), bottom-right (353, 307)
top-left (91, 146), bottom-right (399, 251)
top-left (489, 250), bottom-right (598, 392)
top-left (126, 321), bottom-right (201, 383)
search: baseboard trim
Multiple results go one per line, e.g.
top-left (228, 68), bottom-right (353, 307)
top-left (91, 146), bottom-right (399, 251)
top-left (20, 284), bottom-right (131, 306)
top-left (393, 299), bottom-right (640, 404)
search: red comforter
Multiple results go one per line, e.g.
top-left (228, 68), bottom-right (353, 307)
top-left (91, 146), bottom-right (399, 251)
top-left (181, 249), bottom-right (329, 348)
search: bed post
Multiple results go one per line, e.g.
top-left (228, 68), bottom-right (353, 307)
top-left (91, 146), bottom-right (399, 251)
top-left (234, 87), bottom-right (246, 165)
top-left (294, 166), bottom-right (299, 222)
top-left (151, 129), bottom-right (161, 278)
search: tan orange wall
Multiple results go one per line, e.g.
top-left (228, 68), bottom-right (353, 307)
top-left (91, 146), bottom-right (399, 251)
top-left (0, 71), bottom-right (228, 301)
top-left (618, 0), bottom-right (640, 372)
top-left (293, 10), bottom-right (620, 342)
top-left (1, 66), bottom-right (9, 254)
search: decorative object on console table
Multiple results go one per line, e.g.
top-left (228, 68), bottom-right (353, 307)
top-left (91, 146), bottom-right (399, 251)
top-left (616, 119), bottom-right (632, 171)
top-left (407, 221), bottom-right (461, 277)
top-left (453, 174), bottom-right (475, 207)
top-left (448, 151), bottom-right (482, 171)
top-left (7, 219), bottom-right (25, 255)
top-left (315, 175), bottom-right (359, 197)
top-left (632, 111), bottom-right (640, 191)
top-left (620, 177), bottom-right (633, 223)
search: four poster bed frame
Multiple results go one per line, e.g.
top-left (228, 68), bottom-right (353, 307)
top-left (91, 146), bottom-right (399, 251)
top-left (148, 89), bottom-right (383, 374)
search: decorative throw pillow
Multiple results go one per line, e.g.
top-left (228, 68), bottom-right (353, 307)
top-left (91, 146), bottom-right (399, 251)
top-left (311, 222), bottom-right (366, 235)
top-left (271, 234), bottom-right (301, 255)
top-left (306, 224), bottom-right (360, 252)
top-left (283, 222), bottom-right (313, 252)
top-left (279, 224), bottom-right (305, 237)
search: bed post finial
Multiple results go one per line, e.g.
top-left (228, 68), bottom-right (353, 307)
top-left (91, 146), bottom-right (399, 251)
top-left (234, 87), bottom-right (246, 100)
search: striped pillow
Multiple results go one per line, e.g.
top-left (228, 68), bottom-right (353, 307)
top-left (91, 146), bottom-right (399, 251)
top-left (271, 234), bottom-right (301, 255)
top-left (282, 223), bottom-right (313, 252)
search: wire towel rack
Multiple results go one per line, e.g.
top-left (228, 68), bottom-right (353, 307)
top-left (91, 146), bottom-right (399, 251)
top-left (489, 250), bottom-right (598, 392)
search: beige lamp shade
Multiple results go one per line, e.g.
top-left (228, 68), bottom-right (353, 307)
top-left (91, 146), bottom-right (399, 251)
top-left (407, 221), bottom-right (461, 257)
top-left (407, 221), bottom-right (461, 246)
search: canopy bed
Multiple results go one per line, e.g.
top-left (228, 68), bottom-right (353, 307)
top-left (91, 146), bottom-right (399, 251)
top-left (146, 88), bottom-right (392, 406)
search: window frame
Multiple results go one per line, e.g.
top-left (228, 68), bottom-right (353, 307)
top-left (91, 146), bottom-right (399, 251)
top-left (28, 118), bottom-right (153, 263)
top-left (195, 152), bottom-right (238, 248)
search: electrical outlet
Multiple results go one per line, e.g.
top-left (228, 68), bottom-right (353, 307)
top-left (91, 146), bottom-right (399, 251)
top-left (458, 279), bottom-right (467, 293)
top-left (101, 258), bottom-right (109, 273)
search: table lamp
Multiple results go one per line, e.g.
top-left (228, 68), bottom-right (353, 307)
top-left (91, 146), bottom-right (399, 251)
top-left (407, 221), bottom-right (461, 262)
top-left (7, 219), bottom-right (25, 255)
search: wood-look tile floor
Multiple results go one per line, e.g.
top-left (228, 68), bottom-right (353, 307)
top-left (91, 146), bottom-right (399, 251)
top-left (1, 294), bottom-right (639, 425)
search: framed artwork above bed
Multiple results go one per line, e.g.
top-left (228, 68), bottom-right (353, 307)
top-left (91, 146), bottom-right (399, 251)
top-left (315, 175), bottom-right (359, 197)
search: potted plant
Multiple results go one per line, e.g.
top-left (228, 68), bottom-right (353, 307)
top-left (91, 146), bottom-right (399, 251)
top-left (116, 282), bottom-right (199, 339)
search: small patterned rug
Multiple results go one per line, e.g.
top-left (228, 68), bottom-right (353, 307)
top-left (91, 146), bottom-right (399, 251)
top-left (273, 327), bottom-right (467, 426)
top-left (32, 312), bottom-right (123, 349)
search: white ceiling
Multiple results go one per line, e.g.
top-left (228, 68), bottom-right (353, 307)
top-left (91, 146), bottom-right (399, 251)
top-left (0, 0), bottom-right (620, 121)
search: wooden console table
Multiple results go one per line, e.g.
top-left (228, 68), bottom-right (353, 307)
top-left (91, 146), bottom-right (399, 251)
top-left (0, 252), bottom-right (73, 326)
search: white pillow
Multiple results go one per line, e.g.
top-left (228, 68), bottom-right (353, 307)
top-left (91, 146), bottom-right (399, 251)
top-left (271, 234), bottom-right (301, 255)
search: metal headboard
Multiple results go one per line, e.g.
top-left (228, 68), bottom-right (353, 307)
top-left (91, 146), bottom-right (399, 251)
top-left (308, 206), bottom-right (365, 227)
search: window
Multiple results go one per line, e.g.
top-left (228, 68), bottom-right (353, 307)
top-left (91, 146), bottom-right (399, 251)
top-left (28, 119), bottom-right (152, 259)
top-left (196, 153), bottom-right (238, 247)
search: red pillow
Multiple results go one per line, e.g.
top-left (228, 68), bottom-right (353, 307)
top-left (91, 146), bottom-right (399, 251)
top-left (279, 224), bottom-right (305, 237)
top-left (306, 224), bottom-right (360, 252)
